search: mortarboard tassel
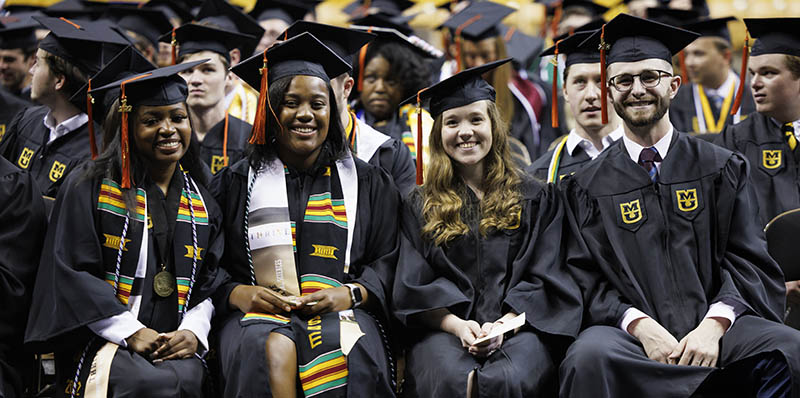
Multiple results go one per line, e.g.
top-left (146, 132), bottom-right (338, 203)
top-left (249, 51), bottom-right (282, 145)
top-left (454, 15), bottom-right (482, 73)
top-left (550, 2), bottom-right (563, 38)
top-left (118, 73), bottom-right (152, 189)
top-left (87, 78), bottom-right (97, 159)
top-left (415, 89), bottom-right (427, 185)
top-left (356, 27), bottom-right (373, 92)
top-left (678, 50), bottom-right (688, 83)
top-left (171, 27), bottom-right (177, 65)
top-left (599, 24), bottom-right (609, 125)
top-left (59, 17), bottom-right (81, 30)
top-left (551, 39), bottom-right (562, 128)
top-left (223, 113), bottom-right (229, 167)
top-left (731, 30), bottom-right (750, 116)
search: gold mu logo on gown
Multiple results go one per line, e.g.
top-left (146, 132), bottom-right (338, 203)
top-left (676, 188), bottom-right (698, 212)
top-left (211, 155), bottom-right (226, 174)
top-left (763, 150), bottom-right (782, 169)
top-left (49, 160), bottom-right (66, 182)
top-left (17, 147), bottom-right (34, 169)
top-left (310, 244), bottom-right (338, 259)
top-left (620, 199), bottom-right (643, 224)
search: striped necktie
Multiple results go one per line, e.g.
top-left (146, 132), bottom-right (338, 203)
top-left (784, 123), bottom-right (797, 151)
top-left (638, 147), bottom-right (662, 183)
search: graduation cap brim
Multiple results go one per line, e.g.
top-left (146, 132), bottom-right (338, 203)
top-left (552, 17), bottom-right (605, 42)
top-left (744, 18), bottom-right (800, 58)
top-left (249, 0), bottom-right (313, 22)
top-left (498, 25), bottom-right (544, 70)
top-left (158, 23), bottom-right (257, 62)
top-left (645, 7), bottom-right (700, 27)
top-left (441, 1), bottom-right (515, 42)
top-left (546, 0), bottom-right (609, 17)
top-left (196, 0), bottom-right (265, 39)
top-left (540, 30), bottom-right (600, 67)
top-left (230, 32), bottom-right (351, 92)
top-left (400, 58), bottom-right (511, 116)
top-left (0, 14), bottom-right (41, 49)
top-left (106, 6), bottom-right (174, 49)
top-left (350, 12), bottom-right (415, 36)
top-left (34, 16), bottom-right (131, 75)
top-left (349, 25), bottom-right (442, 59)
top-left (680, 16), bottom-right (736, 42)
top-left (89, 59), bottom-right (207, 107)
top-left (579, 13), bottom-right (699, 65)
top-left (280, 21), bottom-right (376, 66)
top-left (70, 46), bottom-right (157, 122)
top-left (144, 0), bottom-right (195, 25)
top-left (42, 0), bottom-right (106, 20)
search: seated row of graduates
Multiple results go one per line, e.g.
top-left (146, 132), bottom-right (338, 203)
top-left (17, 15), bottom-right (800, 398)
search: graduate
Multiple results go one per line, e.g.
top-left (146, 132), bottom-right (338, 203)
top-left (669, 16), bottom-right (755, 135)
top-left (559, 14), bottom-right (800, 398)
top-left (282, 21), bottom-right (416, 196)
top-left (24, 61), bottom-right (226, 398)
top-left (392, 59), bottom-right (582, 397)
top-left (0, 13), bottom-right (39, 101)
top-left (716, 19), bottom-right (800, 227)
top-left (211, 33), bottom-right (400, 397)
top-left (164, 21), bottom-right (256, 174)
top-left (442, 1), bottom-right (554, 161)
top-left (527, 28), bottom-right (623, 184)
top-left (0, 16), bottom-right (128, 197)
top-left (0, 156), bottom-right (46, 398)
top-left (104, 5), bottom-right (173, 66)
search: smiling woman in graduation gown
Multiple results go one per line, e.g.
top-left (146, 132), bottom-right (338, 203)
top-left (392, 59), bottom-right (582, 398)
top-left (24, 61), bottom-right (225, 398)
top-left (211, 33), bottom-right (400, 398)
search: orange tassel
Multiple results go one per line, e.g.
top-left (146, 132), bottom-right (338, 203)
top-left (222, 112), bottom-right (229, 167)
top-left (551, 40), bottom-right (562, 129)
top-left (415, 89), bottom-right (426, 185)
top-left (678, 50), bottom-right (688, 83)
top-left (599, 24), bottom-right (609, 125)
top-left (58, 17), bottom-right (82, 29)
top-left (118, 74), bottom-right (152, 189)
top-left (249, 52), bottom-right (282, 145)
top-left (87, 78), bottom-right (97, 159)
top-left (357, 43), bottom-right (369, 92)
top-left (171, 27), bottom-right (177, 65)
top-left (454, 15), bottom-right (482, 73)
top-left (731, 31), bottom-right (750, 116)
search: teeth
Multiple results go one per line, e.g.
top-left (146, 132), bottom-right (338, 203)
top-left (293, 127), bottom-right (315, 133)
top-left (459, 142), bottom-right (476, 148)
top-left (157, 141), bottom-right (180, 149)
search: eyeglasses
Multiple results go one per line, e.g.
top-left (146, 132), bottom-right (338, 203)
top-left (608, 70), bottom-right (673, 92)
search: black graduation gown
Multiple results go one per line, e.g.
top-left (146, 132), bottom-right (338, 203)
top-left (25, 165), bottom-right (226, 398)
top-left (210, 156), bottom-right (401, 398)
top-left (716, 111), bottom-right (800, 227)
top-left (559, 132), bottom-right (800, 398)
top-left (362, 110), bottom-right (410, 145)
top-left (0, 157), bottom-right (46, 398)
top-left (393, 179), bottom-right (582, 397)
top-left (0, 88), bottom-right (30, 141)
top-left (351, 118), bottom-right (416, 197)
top-left (0, 105), bottom-right (103, 197)
top-left (527, 144), bottom-right (592, 184)
top-left (196, 115), bottom-right (251, 175)
top-left (669, 81), bottom-right (755, 135)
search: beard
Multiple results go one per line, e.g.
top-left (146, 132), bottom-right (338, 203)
top-left (613, 92), bottom-right (670, 127)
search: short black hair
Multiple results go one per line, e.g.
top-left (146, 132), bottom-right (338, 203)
top-left (354, 39), bottom-right (430, 100)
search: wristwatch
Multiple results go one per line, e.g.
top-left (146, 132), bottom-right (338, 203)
top-left (345, 283), bottom-right (363, 308)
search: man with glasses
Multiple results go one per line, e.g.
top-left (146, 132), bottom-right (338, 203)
top-left (559, 14), bottom-right (800, 398)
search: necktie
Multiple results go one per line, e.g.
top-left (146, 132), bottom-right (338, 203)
top-left (709, 93), bottom-right (724, 110)
top-left (784, 123), bottom-right (796, 151)
top-left (638, 147), bottom-right (662, 183)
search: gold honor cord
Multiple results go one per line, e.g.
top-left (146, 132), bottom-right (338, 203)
top-left (547, 135), bottom-right (570, 183)
top-left (697, 82), bottom-right (736, 133)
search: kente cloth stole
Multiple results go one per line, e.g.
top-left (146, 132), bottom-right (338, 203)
top-left (244, 155), bottom-right (358, 397)
top-left (97, 176), bottom-right (210, 318)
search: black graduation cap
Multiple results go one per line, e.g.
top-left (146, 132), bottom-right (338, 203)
top-left (579, 13), bottom-right (699, 123)
top-left (541, 29), bottom-right (599, 67)
top-left (249, 0), bottom-right (314, 23)
top-left (280, 21), bottom-right (376, 68)
top-left (349, 25), bottom-right (441, 59)
top-left (89, 59), bottom-right (208, 189)
top-left (645, 7), bottom-right (699, 27)
top-left (343, 0), bottom-right (414, 17)
top-left (230, 32), bottom-right (350, 145)
top-left (158, 22), bottom-right (257, 65)
top-left (745, 18), bottom-right (800, 58)
top-left (42, 0), bottom-right (105, 20)
top-left (34, 15), bottom-right (130, 76)
top-left (498, 24), bottom-right (544, 71)
top-left (400, 58), bottom-right (511, 185)
top-left (350, 11), bottom-right (415, 36)
top-left (545, 0), bottom-right (608, 17)
top-left (144, 0), bottom-right (195, 26)
top-left (441, 1), bottom-right (515, 42)
top-left (680, 16), bottom-right (736, 42)
top-left (0, 12), bottom-right (40, 50)
top-left (105, 5), bottom-right (173, 50)
top-left (552, 17), bottom-right (605, 41)
top-left (195, 0), bottom-right (265, 57)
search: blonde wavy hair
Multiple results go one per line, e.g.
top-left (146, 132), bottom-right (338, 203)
top-left (421, 100), bottom-right (522, 246)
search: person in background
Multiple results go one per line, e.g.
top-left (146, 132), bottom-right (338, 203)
top-left (104, 6), bottom-right (174, 67)
top-left (0, 13), bottom-right (39, 101)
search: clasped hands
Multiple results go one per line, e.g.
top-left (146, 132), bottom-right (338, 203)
top-left (443, 313), bottom-right (518, 358)
top-left (229, 284), bottom-right (356, 317)
top-left (629, 317), bottom-right (730, 367)
top-left (125, 328), bottom-right (198, 362)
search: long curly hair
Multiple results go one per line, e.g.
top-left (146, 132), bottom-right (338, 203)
top-left (421, 100), bottom-right (522, 246)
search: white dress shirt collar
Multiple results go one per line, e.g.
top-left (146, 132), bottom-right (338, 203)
top-left (622, 125), bottom-right (674, 165)
top-left (44, 111), bottom-right (89, 144)
top-left (565, 125), bottom-right (625, 159)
